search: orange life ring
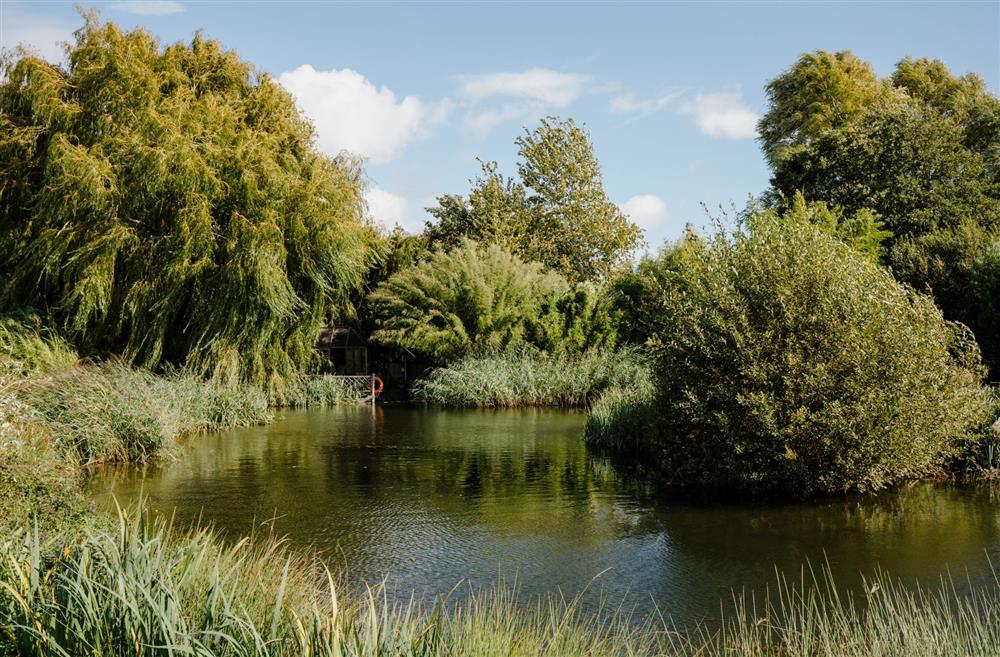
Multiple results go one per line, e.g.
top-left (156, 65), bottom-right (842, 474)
top-left (372, 375), bottom-right (384, 396)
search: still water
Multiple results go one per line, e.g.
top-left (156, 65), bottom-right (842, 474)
top-left (89, 405), bottom-right (1000, 625)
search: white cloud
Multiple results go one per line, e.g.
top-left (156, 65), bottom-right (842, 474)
top-left (462, 103), bottom-right (541, 137)
top-left (280, 65), bottom-right (446, 164)
top-left (110, 1), bottom-right (185, 15)
top-left (609, 90), bottom-right (684, 116)
top-left (457, 68), bottom-right (590, 107)
top-left (1, 8), bottom-right (73, 63)
top-left (679, 91), bottom-right (759, 139)
top-left (366, 187), bottom-right (425, 233)
top-left (622, 194), bottom-right (668, 233)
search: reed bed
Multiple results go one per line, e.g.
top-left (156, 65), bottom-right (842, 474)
top-left (412, 348), bottom-right (653, 408)
top-left (1, 508), bottom-right (998, 656)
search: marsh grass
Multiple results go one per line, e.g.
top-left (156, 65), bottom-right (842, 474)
top-left (14, 363), bottom-right (272, 464)
top-left (412, 348), bottom-right (653, 408)
top-left (1, 508), bottom-right (998, 656)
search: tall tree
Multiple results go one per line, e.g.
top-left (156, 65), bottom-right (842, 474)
top-left (759, 51), bottom-right (1000, 369)
top-left (426, 118), bottom-right (642, 282)
top-left (758, 50), bottom-right (889, 168)
top-left (0, 16), bottom-right (374, 385)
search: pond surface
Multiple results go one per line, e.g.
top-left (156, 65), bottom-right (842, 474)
top-left (89, 406), bottom-right (1000, 625)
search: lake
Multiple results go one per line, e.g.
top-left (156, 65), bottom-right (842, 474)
top-left (88, 405), bottom-right (1000, 626)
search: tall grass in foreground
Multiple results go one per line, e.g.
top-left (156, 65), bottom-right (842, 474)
top-left (1, 508), bottom-right (998, 656)
top-left (413, 348), bottom-right (653, 408)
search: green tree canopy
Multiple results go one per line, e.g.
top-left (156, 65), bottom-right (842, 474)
top-left (425, 118), bottom-right (642, 282)
top-left (368, 239), bottom-right (567, 362)
top-left (758, 50), bottom-right (889, 168)
top-left (0, 16), bottom-right (374, 386)
top-left (629, 211), bottom-right (993, 497)
top-left (760, 51), bottom-right (1000, 371)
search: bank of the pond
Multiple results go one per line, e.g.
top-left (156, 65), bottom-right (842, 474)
top-left (2, 507), bottom-right (998, 657)
top-left (0, 317), bottom-right (376, 535)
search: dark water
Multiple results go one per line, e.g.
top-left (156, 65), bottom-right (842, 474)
top-left (88, 406), bottom-right (1000, 625)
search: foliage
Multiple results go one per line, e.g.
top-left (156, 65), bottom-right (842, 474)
top-left (891, 56), bottom-right (1000, 180)
top-left (369, 239), bottom-right (566, 362)
top-left (527, 282), bottom-right (621, 354)
top-left (0, 314), bottom-right (78, 379)
top-left (761, 50), bottom-right (1000, 372)
top-left (610, 228), bottom-right (706, 346)
top-left (608, 212), bottom-right (994, 497)
top-left (758, 50), bottom-right (889, 168)
top-left (0, 16), bottom-right (374, 387)
top-left (3, 508), bottom-right (1000, 656)
top-left (0, 423), bottom-right (87, 537)
top-left (412, 348), bottom-right (650, 408)
top-left (425, 118), bottom-right (642, 282)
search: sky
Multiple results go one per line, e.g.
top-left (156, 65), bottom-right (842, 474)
top-left (2, 1), bottom-right (999, 250)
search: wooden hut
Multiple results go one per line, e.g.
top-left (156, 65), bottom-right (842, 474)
top-left (315, 326), bottom-right (369, 375)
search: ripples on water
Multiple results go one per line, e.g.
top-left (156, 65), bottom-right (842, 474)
top-left (89, 406), bottom-right (1000, 625)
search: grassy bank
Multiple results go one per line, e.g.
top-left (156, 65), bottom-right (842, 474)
top-left (1, 508), bottom-right (998, 656)
top-left (412, 348), bottom-right (653, 408)
top-left (0, 316), bottom-right (373, 534)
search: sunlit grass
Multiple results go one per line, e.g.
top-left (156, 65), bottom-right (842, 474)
top-left (1, 507), bottom-right (997, 656)
top-left (413, 348), bottom-right (653, 408)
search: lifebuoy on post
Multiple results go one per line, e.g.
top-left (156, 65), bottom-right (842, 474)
top-left (372, 375), bottom-right (384, 396)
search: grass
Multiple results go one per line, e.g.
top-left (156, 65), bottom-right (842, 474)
top-left (412, 348), bottom-right (653, 408)
top-left (1, 507), bottom-right (998, 656)
top-left (585, 379), bottom-right (659, 452)
top-left (0, 314), bottom-right (375, 535)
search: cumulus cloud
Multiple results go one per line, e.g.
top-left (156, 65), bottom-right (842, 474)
top-left (679, 91), bottom-right (759, 139)
top-left (110, 1), bottom-right (185, 15)
top-left (1, 8), bottom-right (74, 63)
top-left (457, 68), bottom-right (590, 107)
top-left (366, 187), bottom-right (426, 233)
top-left (609, 89), bottom-right (684, 117)
top-left (622, 194), bottom-right (668, 233)
top-left (279, 65), bottom-right (446, 164)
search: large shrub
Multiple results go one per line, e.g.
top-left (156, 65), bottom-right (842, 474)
top-left (368, 239), bottom-right (566, 362)
top-left (599, 214), bottom-right (994, 496)
top-left (0, 17), bottom-right (374, 386)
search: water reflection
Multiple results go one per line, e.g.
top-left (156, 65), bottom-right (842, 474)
top-left (88, 406), bottom-right (1000, 625)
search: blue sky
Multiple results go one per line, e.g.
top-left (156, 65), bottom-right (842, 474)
top-left (3, 1), bottom-right (998, 250)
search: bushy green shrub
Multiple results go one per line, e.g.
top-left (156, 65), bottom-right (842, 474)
top-left (412, 348), bottom-right (651, 408)
top-left (369, 239), bottom-right (566, 362)
top-left (528, 282), bottom-right (620, 353)
top-left (602, 214), bottom-right (994, 496)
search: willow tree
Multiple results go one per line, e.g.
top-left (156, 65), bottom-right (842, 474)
top-left (0, 17), bottom-right (374, 386)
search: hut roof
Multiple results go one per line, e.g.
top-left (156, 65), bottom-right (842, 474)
top-left (315, 326), bottom-right (366, 349)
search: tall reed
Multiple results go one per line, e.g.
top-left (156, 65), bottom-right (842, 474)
top-left (1, 508), bottom-right (998, 656)
top-left (412, 348), bottom-right (653, 408)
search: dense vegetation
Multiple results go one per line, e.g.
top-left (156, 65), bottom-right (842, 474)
top-left (0, 16), bottom-right (374, 388)
top-left (591, 206), bottom-right (995, 496)
top-left (412, 348), bottom-right (650, 408)
top-left (2, 14), bottom-right (1000, 653)
top-left (425, 118), bottom-right (642, 282)
top-left (2, 508), bottom-right (998, 657)
top-left (760, 50), bottom-right (1000, 371)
